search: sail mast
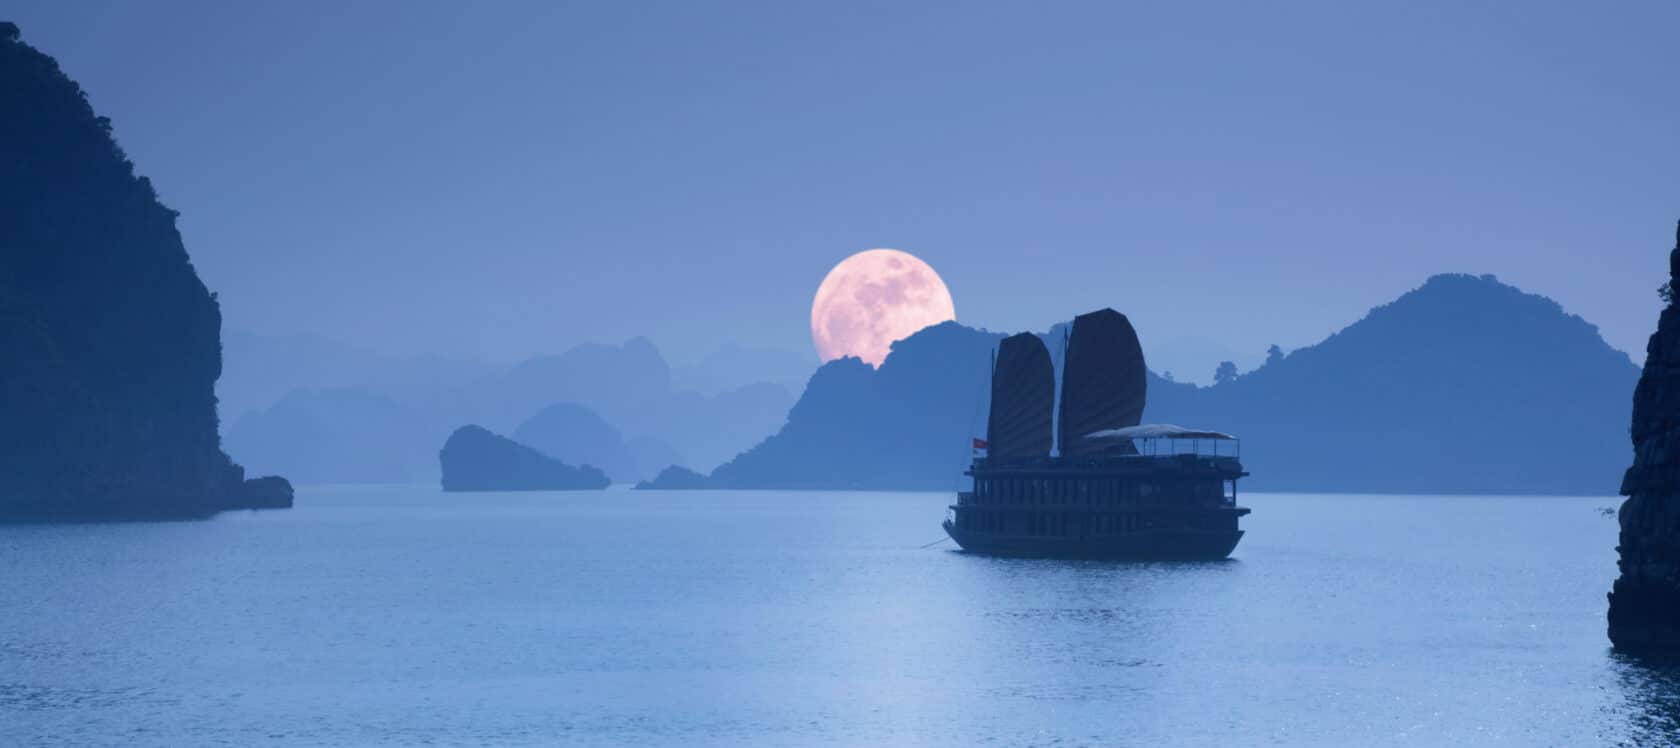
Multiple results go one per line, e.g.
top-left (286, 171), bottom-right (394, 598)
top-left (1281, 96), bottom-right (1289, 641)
top-left (1057, 309), bottom-right (1147, 457)
top-left (986, 333), bottom-right (1055, 460)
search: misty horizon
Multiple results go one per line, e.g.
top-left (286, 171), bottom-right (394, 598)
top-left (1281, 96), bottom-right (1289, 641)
top-left (9, 6), bottom-right (1680, 745)
top-left (219, 264), bottom-right (1640, 394)
top-left (8, 1), bottom-right (1678, 366)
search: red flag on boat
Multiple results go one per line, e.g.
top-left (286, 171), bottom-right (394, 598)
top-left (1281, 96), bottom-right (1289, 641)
top-left (972, 438), bottom-right (988, 450)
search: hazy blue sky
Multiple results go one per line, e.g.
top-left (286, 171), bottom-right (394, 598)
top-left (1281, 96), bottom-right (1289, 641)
top-left (11, 1), bottom-right (1679, 368)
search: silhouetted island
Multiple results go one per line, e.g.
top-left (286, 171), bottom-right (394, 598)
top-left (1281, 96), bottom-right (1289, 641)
top-left (439, 425), bottom-right (609, 491)
top-left (670, 273), bottom-right (1635, 494)
top-left (1143, 272), bottom-right (1638, 494)
top-left (0, 23), bottom-right (289, 520)
top-left (636, 465), bottom-right (710, 490)
top-left (1609, 220), bottom-right (1680, 652)
top-left (708, 322), bottom-right (999, 490)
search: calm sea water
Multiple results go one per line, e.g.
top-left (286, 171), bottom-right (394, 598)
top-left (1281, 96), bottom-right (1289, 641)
top-left (1, 487), bottom-right (1675, 746)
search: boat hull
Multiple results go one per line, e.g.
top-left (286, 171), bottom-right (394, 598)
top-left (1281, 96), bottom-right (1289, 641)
top-left (942, 520), bottom-right (1243, 561)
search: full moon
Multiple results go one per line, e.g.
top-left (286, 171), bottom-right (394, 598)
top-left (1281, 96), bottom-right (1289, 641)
top-left (810, 248), bottom-right (956, 367)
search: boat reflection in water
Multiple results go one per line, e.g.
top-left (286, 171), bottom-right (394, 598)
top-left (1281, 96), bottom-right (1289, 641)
top-left (943, 309), bottom-right (1251, 560)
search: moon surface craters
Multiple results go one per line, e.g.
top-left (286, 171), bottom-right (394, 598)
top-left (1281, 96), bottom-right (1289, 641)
top-left (810, 248), bottom-right (956, 367)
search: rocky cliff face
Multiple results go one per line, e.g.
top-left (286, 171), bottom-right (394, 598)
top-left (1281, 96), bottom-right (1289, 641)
top-left (1609, 220), bottom-right (1680, 651)
top-left (706, 322), bottom-right (1000, 490)
top-left (0, 23), bottom-right (288, 518)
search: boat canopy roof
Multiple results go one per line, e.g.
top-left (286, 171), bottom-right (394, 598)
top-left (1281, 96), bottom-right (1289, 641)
top-left (1086, 424), bottom-right (1235, 440)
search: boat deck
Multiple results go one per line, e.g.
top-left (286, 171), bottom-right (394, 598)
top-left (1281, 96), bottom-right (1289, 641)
top-left (942, 519), bottom-right (1245, 560)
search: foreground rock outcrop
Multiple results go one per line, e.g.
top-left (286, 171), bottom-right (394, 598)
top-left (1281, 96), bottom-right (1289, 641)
top-left (0, 23), bottom-right (288, 519)
top-left (439, 426), bottom-right (609, 492)
top-left (1609, 220), bottom-right (1680, 651)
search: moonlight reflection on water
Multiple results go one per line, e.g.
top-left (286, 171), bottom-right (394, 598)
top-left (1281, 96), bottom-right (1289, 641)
top-left (0, 488), bottom-right (1667, 746)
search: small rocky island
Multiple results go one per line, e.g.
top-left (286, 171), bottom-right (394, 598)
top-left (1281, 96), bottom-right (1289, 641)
top-left (1609, 220), bottom-right (1680, 651)
top-left (439, 426), bottom-right (609, 491)
top-left (635, 465), bottom-right (710, 490)
top-left (0, 23), bottom-right (289, 520)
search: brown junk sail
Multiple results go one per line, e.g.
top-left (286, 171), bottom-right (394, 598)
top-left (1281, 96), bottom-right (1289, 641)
top-left (1057, 309), bottom-right (1147, 457)
top-left (985, 333), bottom-right (1054, 460)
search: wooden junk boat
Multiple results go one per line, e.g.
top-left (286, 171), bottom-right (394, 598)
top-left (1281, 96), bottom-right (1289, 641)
top-left (942, 309), bottom-right (1251, 560)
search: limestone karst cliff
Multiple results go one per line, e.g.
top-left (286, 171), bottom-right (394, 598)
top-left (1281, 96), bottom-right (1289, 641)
top-left (0, 23), bottom-right (289, 518)
top-left (439, 426), bottom-right (609, 492)
top-left (1609, 220), bottom-right (1680, 651)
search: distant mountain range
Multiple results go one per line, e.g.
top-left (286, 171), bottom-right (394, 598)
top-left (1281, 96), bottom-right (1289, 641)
top-left (513, 402), bottom-right (680, 485)
top-left (218, 330), bottom-right (494, 425)
top-left (229, 273), bottom-right (1639, 495)
top-left (654, 274), bottom-right (1638, 495)
top-left (669, 343), bottom-right (817, 397)
top-left (224, 388), bottom-right (441, 485)
top-left (224, 337), bottom-right (796, 485)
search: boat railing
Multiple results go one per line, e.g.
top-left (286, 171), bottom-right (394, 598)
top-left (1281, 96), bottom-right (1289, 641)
top-left (975, 455), bottom-right (1242, 477)
top-left (1128, 435), bottom-right (1240, 460)
top-left (958, 484), bottom-right (1241, 508)
top-left (972, 440), bottom-right (1241, 472)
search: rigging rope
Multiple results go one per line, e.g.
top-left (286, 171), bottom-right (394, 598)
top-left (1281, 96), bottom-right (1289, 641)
top-left (949, 343), bottom-right (994, 493)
